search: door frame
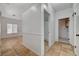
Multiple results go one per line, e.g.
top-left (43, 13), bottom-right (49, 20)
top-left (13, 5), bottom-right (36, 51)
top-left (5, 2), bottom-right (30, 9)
top-left (44, 8), bottom-right (50, 45)
top-left (41, 3), bottom-right (50, 56)
top-left (73, 3), bottom-right (79, 55)
top-left (56, 16), bottom-right (74, 45)
top-left (58, 17), bottom-right (70, 43)
top-left (43, 4), bottom-right (50, 48)
top-left (42, 4), bottom-right (51, 50)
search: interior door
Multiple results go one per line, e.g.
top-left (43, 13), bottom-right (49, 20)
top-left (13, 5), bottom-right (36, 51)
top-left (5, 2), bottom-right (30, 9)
top-left (74, 3), bottom-right (79, 56)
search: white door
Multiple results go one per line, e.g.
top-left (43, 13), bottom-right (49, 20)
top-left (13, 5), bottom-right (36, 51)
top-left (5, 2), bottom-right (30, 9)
top-left (74, 3), bottom-right (79, 56)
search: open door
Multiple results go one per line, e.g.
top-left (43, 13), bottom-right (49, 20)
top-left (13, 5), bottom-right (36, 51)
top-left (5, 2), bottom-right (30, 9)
top-left (74, 3), bottom-right (79, 56)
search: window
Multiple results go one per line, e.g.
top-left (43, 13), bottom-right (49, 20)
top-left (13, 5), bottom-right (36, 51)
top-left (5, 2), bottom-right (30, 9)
top-left (7, 24), bottom-right (17, 34)
top-left (7, 24), bottom-right (12, 34)
top-left (13, 24), bottom-right (17, 33)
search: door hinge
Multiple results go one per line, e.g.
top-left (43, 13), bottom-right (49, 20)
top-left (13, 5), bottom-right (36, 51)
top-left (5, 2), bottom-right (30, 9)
top-left (72, 12), bottom-right (76, 16)
top-left (74, 46), bottom-right (76, 48)
top-left (74, 12), bottom-right (76, 15)
top-left (68, 39), bottom-right (70, 40)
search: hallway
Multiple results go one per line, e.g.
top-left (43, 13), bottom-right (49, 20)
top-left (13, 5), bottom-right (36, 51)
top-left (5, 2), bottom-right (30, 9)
top-left (45, 41), bottom-right (75, 56)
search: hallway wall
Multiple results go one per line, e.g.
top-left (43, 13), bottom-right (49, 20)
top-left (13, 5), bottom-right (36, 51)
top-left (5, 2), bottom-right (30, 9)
top-left (22, 4), bottom-right (42, 55)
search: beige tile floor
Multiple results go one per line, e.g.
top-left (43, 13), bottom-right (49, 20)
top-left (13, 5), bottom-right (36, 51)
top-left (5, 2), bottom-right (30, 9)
top-left (0, 36), bottom-right (37, 56)
top-left (45, 41), bottom-right (75, 56)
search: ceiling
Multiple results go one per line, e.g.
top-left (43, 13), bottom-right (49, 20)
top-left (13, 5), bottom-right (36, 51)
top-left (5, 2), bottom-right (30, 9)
top-left (52, 3), bottom-right (73, 12)
top-left (0, 3), bottom-right (73, 14)
top-left (0, 3), bottom-right (73, 19)
top-left (0, 3), bottom-right (35, 14)
top-left (0, 3), bottom-right (37, 19)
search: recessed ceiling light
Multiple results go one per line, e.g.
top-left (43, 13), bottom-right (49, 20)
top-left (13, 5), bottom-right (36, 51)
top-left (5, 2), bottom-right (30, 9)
top-left (31, 6), bottom-right (37, 11)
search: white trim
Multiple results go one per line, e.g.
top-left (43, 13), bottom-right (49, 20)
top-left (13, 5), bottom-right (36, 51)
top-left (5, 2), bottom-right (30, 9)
top-left (22, 32), bottom-right (42, 36)
top-left (58, 17), bottom-right (70, 43)
top-left (40, 3), bottom-right (44, 56)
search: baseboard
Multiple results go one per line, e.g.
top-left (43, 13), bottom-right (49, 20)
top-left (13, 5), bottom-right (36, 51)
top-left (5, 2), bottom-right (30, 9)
top-left (1, 35), bottom-right (22, 39)
top-left (47, 41), bottom-right (56, 51)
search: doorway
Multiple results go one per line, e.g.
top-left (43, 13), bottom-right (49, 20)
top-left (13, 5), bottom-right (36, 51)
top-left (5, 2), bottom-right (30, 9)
top-left (58, 18), bottom-right (70, 43)
top-left (44, 9), bottom-right (50, 52)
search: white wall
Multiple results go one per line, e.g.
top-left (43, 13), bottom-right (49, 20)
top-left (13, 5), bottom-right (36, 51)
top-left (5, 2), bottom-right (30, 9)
top-left (0, 19), bottom-right (1, 37)
top-left (0, 5), bottom-right (5, 16)
top-left (22, 4), bottom-right (42, 55)
top-left (0, 16), bottom-right (22, 38)
top-left (73, 3), bottom-right (79, 55)
top-left (55, 8), bottom-right (74, 45)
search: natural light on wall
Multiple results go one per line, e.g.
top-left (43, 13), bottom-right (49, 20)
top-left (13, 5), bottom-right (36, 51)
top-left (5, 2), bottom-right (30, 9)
top-left (13, 24), bottom-right (17, 33)
top-left (7, 24), bottom-right (12, 34)
top-left (7, 24), bottom-right (17, 34)
top-left (31, 6), bottom-right (37, 12)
